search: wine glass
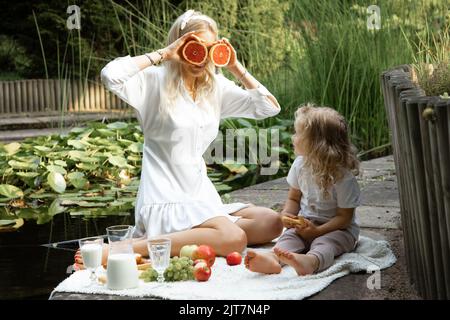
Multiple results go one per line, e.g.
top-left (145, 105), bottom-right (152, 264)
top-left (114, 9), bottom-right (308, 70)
top-left (78, 236), bottom-right (104, 287)
top-left (147, 238), bottom-right (171, 283)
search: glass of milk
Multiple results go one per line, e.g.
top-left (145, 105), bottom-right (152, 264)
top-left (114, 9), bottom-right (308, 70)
top-left (106, 225), bottom-right (139, 290)
top-left (78, 236), bottom-right (104, 287)
top-left (147, 238), bottom-right (171, 283)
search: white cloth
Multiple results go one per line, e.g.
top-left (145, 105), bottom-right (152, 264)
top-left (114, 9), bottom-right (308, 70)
top-left (286, 156), bottom-right (361, 239)
top-left (100, 56), bottom-right (281, 237)
top-left (51, 236), bottom-right (396, 300)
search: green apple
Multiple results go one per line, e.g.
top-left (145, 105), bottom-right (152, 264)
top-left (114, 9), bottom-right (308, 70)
top-left (179, 244), bottom-right (198, 259)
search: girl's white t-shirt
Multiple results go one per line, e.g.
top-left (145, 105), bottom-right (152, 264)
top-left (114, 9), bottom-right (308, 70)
top-left (100, 55), bottom-right (281, 237)
top-left (286, 156), bottom-right (361, 239)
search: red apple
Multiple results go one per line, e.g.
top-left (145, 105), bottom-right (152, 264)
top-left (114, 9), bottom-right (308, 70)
top-left (193, 262), bottom-right (211, 282)
top-left (226, 252), bottom-right (242, 266)
top-left (192, 245), bottom-right (216, 267)
top-left (193, 259), bottom-right (207, 266)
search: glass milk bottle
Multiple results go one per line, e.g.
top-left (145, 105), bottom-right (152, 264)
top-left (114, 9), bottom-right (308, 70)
top-left (106, 225), bottom-right (139, 290)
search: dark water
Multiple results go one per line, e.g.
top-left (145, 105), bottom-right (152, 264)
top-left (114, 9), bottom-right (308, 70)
top-left (0, 212), bottom-right (134, 300)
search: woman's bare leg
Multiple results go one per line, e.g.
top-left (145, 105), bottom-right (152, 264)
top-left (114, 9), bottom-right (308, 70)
top-left (231, 205), bottom-right (283, 245)
top-left (132, 216), bottom-right (247, 258)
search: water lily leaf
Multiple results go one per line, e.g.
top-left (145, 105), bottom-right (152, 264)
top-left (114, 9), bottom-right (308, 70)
top-left (96, 129), bottom-right (116, 137)
top-left (3, 142), bottom-right (21, 155)
top-left (46, 165), bottom-right (67, 175)
top-left (107, 122), bottom-right (128, 130)
top-left (16, 172), bottom-right (40, 178)
top-left (68, 150), bottom-right (89, 160)
top-left (79, 156), bottom-right (100, 163)
top-left (67, 172), bottom-right (88, 189)
top-left (67, 140), bottom-right (86, 149)
top-left (127, 155), bottom-right (141, 162)
top-left (0, 220), bottom-right (16, 226)
top-left (61, 200), bottom-right (107, 207)
top-left (76, 162), bottom-right (99, 171)
top-left (8, 160), bottom-right (38, 170)
top-left (0, 218), bottom-right (24, 232)
top-left (33, 146), bottom-right (52, 152)
top-left (48, 199), bottom-right (67, 217)
top-left (108, 156), bottom-right (128, 168)
top-left (117, 138), bottom-right (134, 146)
top-left (127, 142), bottom-right (143, 153)
top-left (54, 160), bottom-right (67, 167)
top-left (47, 172), bottom-right (66, 194)
top-left (0, 184), bottom-right (24, 199)
top-left (221, 162), bottom-right (248, 175)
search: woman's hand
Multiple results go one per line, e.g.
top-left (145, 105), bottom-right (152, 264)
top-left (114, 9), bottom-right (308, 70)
top-left (220, 37), bottom-right (238, 70)
top-left (162, 31), bottom-right (203, 63)
top-left (294, 219), bottom-right (321, 242)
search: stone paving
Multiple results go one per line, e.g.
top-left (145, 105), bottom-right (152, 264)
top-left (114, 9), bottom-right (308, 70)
top-left (50, 155), bottom-right (421, 300)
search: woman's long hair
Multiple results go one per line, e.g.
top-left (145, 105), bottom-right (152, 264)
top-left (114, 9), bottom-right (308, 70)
top-left (294, 103), bottom-right (360, 198)
top-left (161, 10), bottom-right (220, 116)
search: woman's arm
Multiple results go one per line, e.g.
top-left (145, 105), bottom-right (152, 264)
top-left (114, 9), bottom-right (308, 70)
top-left (227, 61), bottom-right (279, 109)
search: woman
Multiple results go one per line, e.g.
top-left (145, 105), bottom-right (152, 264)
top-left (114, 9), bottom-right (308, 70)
top-left (78, 10), bottom-right (283, 263)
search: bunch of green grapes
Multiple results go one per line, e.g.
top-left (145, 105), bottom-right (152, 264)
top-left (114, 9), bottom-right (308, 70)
top-left (139, 256), bottom-right (195, 282)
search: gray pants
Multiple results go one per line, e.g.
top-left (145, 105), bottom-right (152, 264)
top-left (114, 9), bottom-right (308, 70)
top-left (274, 227), bottom-right (357, 272)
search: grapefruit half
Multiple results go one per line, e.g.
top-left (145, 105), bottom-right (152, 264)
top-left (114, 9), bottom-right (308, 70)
top-left (182, 40), bottom-right (208, 65)
top-left (209, 43), bottom-right (231, 67)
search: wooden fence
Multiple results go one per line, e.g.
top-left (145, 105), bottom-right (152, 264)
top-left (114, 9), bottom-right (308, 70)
top-left (381, 65), bottom-right (450, 299)
top-left (0, 78), bottom-right (127, 116)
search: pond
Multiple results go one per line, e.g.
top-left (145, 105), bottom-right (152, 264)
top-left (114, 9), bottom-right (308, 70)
top-left (0, 212), bottom-right (134, 300)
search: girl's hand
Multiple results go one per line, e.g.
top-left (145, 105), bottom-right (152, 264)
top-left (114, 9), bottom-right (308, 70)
top-left (220, 37), bottom-right (238, 70)
top-left (295, 219), bottom-right (321, 242)
top-left (162, 31), bottom-right (203, 63)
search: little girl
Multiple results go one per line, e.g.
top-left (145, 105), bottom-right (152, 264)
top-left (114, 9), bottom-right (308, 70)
top-left (245, 103), bottom-right (361, 275)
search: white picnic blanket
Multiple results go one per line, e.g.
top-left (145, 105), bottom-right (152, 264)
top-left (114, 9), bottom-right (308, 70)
top-left (51, 236), bottom-right (396, 300)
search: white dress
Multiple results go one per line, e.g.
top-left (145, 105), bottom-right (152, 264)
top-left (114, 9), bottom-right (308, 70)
top-left (100, 55), bottom-right (281, 237)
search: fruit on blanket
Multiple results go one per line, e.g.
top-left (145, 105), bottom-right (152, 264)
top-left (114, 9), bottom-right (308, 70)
top-left (209, 43), bottom-right (231, 67)
top-left (192, 245), bottom-right (216, 267)
top-left (180, 244), bottom-right (198, 259)
top-left (193, 259), bottom-right (207, 266)
top-left (226, 252), bottom-right (242, 266)
top-left (182, 41), bottom-right (208, 65)
top-left (193, 261), bottom-right (211, 282)
top-left (139, 256), bottom-right (195, 282)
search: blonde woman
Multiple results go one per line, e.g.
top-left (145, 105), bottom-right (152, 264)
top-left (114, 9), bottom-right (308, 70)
top-left (245, 104), bottom-right (361, 275)
top-left (76, 10), bottom-right (283, 264)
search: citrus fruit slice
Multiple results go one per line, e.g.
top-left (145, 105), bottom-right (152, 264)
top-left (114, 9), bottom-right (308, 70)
top-left (209, 43), bottom-right (231, 67)
top-left (182, 40), bottom-right (208, 65)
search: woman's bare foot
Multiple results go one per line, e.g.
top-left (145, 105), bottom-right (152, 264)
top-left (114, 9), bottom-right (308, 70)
top-left (273, 247), bottom-right (319, 276)
top-left (244, 250), bottom-right (282, 274)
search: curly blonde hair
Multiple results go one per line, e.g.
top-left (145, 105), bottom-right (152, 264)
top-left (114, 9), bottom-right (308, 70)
top-left (162, 10), bottom-right (220, 116)
top-left (294, 103), bottom-right (359, 198)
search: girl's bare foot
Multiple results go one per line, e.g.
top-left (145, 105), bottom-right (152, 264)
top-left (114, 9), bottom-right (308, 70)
top-left (244, 250), bottom-right (282, 274)
top-left (273, 247), bottom-right (319, 276)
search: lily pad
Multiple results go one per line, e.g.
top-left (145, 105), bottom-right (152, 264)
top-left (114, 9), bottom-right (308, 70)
top-left (108, 156), bottom-right (128, 168)
top-left (67, 172), bottom-right (88, 189)
top-left (47, 172), bottom-right (66, 194)
top-left (107, 122), bottom-right (128, 130)
top-left (0, 218), bottom-right (24, 232)
top-left (46, 165), bottom-right (67, 175)
top-left (0, 184), bottom-right (24, 199)
top-left (4, 142), bottom-right (21, 155)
